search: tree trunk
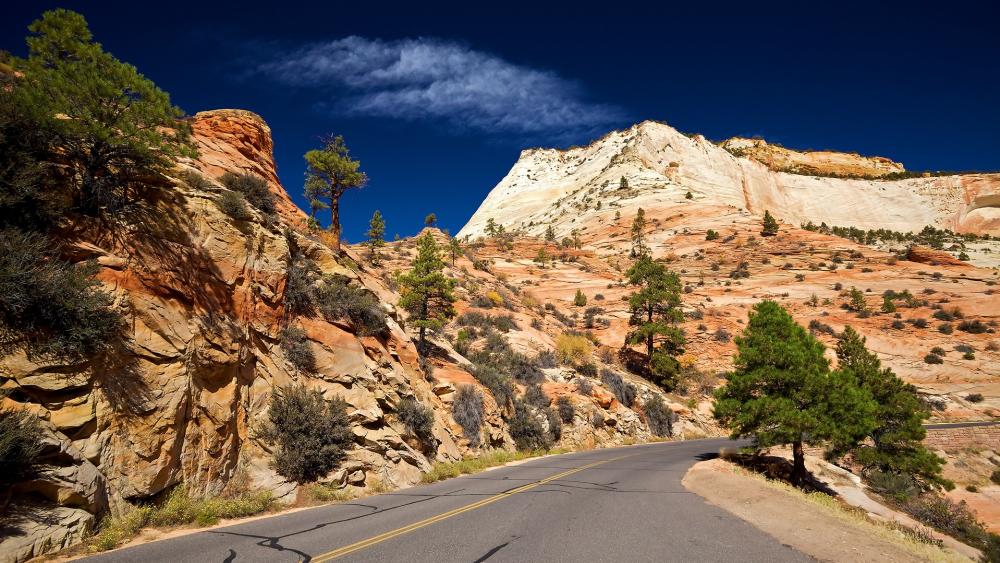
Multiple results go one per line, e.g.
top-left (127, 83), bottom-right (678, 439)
top-left (792, 439), bottom-right (806, 485)
top-left (329, 198), bottom-right (342, 254)
top-left (646, 305), bottom-right (654, 362)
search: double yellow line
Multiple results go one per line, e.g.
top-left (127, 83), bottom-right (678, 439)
top-left (311, 453), bottom-right (633, 562)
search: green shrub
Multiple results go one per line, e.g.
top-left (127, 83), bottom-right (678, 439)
top-left (509, 400), bottom-right (550, 451)
top-left (930, 346), bottom-right (946, 356)
top-left (280, 326), bottom-right (315, 373)
top-left (958, 319), bottom-right (988, 334)
top-left (601, 369), bottom-right (636, 407)
top-left (524, 384), bottom-right (550, 408)
top-left (705, 229), bottom-right (719, 241)
top-left (0, 402), bottom-right (45, 488)
top-left (556, 396), bottom-right (575, 423)
top-left (545, 408), bottom-right (562, 441)
top-left (923, 354), bottom-right (943, 365)
top-left (644, 394), bottom-right (674, 437)
top-left (219, 172), bottom-right (275, 215)
top-left (0, 228), bottom-right (123, 361)
top-left (470, 364), bottom-right (515, 408)
top-left (452, 385), bottom-right (484, 446)
top-left (315, 276), bottom-right (387, 336)
top-left (259, 385), bottom-right (353, 483)
top-left (283, 251), bottom-right (319, 318)
top-left (398, 398), bottom-right (434, 443)
top-left (903, 494), bottom-right (994, 553)
top-left (555, 333), bottom-right (593, 364)
top-left (217, 190), bottom-right (252, 220)
top-left (966, 393), bottom-right (984, 403)
top-left (573, 289), bottom-right (587, 307)
top-left (867, 470), bottom-right (920, 502)
top-left (937, 323), bottom-right (953, 335)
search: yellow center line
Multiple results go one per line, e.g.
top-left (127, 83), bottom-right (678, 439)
top-left (311, 453), bottom-right (636, 562)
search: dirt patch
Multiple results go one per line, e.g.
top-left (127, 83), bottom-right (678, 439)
top-left (683, 458), bottom-right (969, 563)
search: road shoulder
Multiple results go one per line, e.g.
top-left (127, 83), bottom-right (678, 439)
top-left (682, 458), bottom-right (968, 563)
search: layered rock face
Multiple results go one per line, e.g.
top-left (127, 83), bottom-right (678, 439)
top-left (719, 137), bottom-right (906, 179)
top-left (1, 110), bottom-right (465, 561)
top-left (458, 121), bottom-right (1000, 241)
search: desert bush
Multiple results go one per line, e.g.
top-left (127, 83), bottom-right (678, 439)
top-left (808, 319), bottom-right (836, 336)
top-left (992, 470), bottom-right (1000, 485)
top-left (260, 385), bottom-right (353, 483)
top-left (576, 362), bottom-right (598, 377)
top-left (555, 333), bottom-right (593, 364)
top-left (573, 289), bottom-right (587, 306)
top-left (601, 369), bottom-right (637, 407)
top-left (958, 319), bottom-right (988, 334)
top-left (509, 400), bottom-right (550, 451)
top-left (534, 349), bottom-right (558, 368)
top-left (867, 470), bottom-right (920, 502)
top-left (890, 320), bottom-right (905, 330)
top-left (280, 326), bottom-right (315, 373)
top-left (903, 495), bottom-right (995, 553)
top-left (644, 394), bottom-right (674, 437)
top-left (714, 328), bottom-right (731, 343)
top-left (470, 364), bottom-right (516, 407)
top-left (0, 228), bottom-right (123, 361)
top-left (911, 318), bottom-right (929, 329)
top-left (398, 398), bottom-right (434, 443)
top-left (217, 190), bottom-right (252, 220)
top-left (0, 402), bottom-right (45, 488)
top-left (219, 172), bottom-right (275, 215)
top-left (930, 347), bottom-right (946, 356)
top-left (937, 323), bottom-right (953, 335)
top-left (556, 396), bottom-right (575, 423)
top-left (923, 354), bottom-right (944, 365)
top-left (315, 276), bottom-right (387, 336)
top-left (524, 384), bottom-right (550, 408)
top-left (577, 377), bottom-right (593, 395)
top-left (965, 393), bottom-right (984, 403)
top-left (546, 407), bottom-right (562, 441)
top-left (452, 385), bottom-right (484, 446)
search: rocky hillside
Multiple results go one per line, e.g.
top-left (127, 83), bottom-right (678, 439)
top-left (0, 111), bottom-right (710, 562)
top-left (458, 121), bottom-right (1000, 242)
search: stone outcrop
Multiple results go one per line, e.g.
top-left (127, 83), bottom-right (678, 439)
top-left (719, 137), bottom-right (906, 179)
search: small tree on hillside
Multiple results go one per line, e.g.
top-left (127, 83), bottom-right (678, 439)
top-left (625, 257), bottom-right (685, 388)
top-left (545, 224), bottom-right (557, 245)
top-left (619, 176), bottom-right (629, 190)
top-left (303, 135), bottom-right (367, 253)
top-left (761, 210), bottom-right (779, 236)
top-left (398, 233), bottom-right (457, 350)
top-left (714, 300), bottom-right (876, 484)
top-left (366, 210), bottom-right (385, 266)
top-left (835, 327), bottom-right (950, 489)
top-left (424, 213), bottom-right (437, 228)
top-left (448, 237), bottom-right (462, 266)
top-left (13, 9), bottom-right (196, 216)
top-left (485, 218), bottom-right (499, 237)
top-left (573, 289), bottom-right (587, 306)
top-left (630, 208), bottom-right (649, 258)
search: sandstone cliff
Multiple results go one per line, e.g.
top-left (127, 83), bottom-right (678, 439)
top-left (458, 121), bottom-right (1000, 242)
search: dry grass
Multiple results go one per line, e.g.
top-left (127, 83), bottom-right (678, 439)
top-left (729, 464), bottom-right (967, 563)
top-left (421, 448), bottom-right (570, 484)
top-left (88, 487), bottom-right (275, 552)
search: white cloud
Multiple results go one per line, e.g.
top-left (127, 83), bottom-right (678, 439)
top-left (259, 36), bottom-right (626, 138)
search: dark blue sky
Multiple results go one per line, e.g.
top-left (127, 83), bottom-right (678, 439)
top-left (4, 2), bottom-right (998, 240)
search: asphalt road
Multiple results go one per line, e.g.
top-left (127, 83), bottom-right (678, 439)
top-left (85, 439), bottom-right (808, 562)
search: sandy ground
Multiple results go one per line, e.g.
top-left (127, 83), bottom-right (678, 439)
top-left (683, 458), bottom-right (970, 563)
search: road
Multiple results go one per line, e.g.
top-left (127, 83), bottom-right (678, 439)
top-left (85, 439), bottom-right (808, 562)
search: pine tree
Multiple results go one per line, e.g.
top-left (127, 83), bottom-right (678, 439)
top-left (398, 233), bottom-right (457, 350)
top-left (714, 301), bottom-right (875, 484)
top-left (534, 247), bottom-right (550, 266)
top-left (881, 295), bottom-right (896, 313)
top-left (448, 237), bottom-right (462, 266)
top-left (366, 210), bottom-right (385, 266)
top-left (485, 218), bottom-right (498, 238)
top-left (835, 327), bottom-right (950, 489)
top-left (630, 208), bottom-right (649, 258)
top-left (573, 289), bottom-right (587, 306)
top-left (11, 9), bottom-right (196, 216)
top-left (625, 257), bottom-right (685, 387)
top-left (424, 213), bottom-right (437, 227)
top-left (619, 176), bottom-right (629, 190)
top-left (303, 135), bottom-right (367, 253)
top-left (761, 210), bottom-right (779, 236)
top-left (544, 224), bottom-right (556, 244)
